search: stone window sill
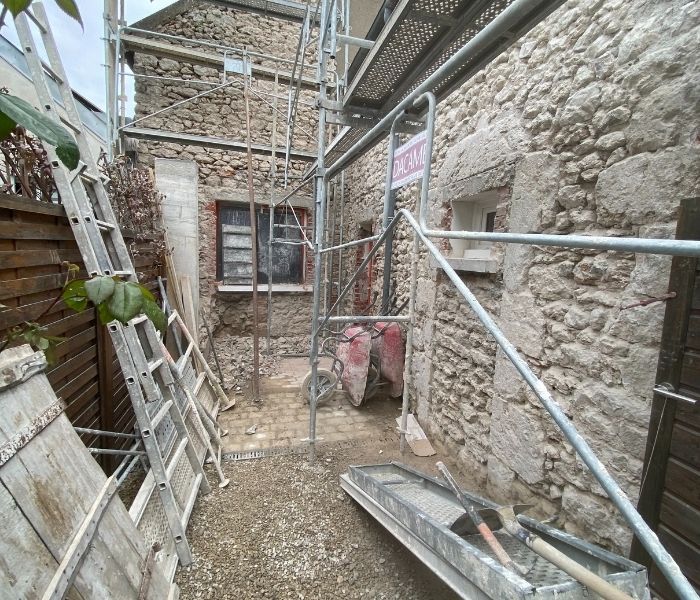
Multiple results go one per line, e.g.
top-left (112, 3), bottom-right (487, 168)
top-left (440, 256), bottom-right (499, 274)
top-left (217, 284), bottom-right (313, 294)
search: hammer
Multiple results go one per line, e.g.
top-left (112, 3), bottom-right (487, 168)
top-left (436, 462), bottom-right (527, 576)
top-left (479, 504), bottom-right (635, 600)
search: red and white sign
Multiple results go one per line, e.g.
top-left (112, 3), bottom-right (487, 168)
top-left (390, 130), bottom-right (427, 190)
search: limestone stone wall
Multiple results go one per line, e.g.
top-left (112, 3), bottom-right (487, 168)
top-left (340, 0), bottom-right (699, 552)
top-left (132, 3), bottom-right (318, 386)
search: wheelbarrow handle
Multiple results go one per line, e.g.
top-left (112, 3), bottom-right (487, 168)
top-left (436, 462), bottom-right (527, 576)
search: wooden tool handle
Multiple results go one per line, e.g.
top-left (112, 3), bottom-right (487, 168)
top-left (529, 537), bottom-right (634, 600)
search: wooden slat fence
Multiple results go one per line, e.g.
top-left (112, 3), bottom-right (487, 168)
top-left (0, 192), bottom-right (165, 472)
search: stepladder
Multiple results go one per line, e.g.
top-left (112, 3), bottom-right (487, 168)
top-left (13, 2), bottom-right (228, 571)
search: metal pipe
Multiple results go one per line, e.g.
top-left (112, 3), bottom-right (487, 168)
top-left (319, 234), bottom-right (380, 253)
top-left (123, 26), bottom-right (309, 70)
top-left (244, 69), bottom-right (261, 403)
top-left (267, 70), bottom-right (279, 355)
top-left (421, 228), bottom-right (700, 258)
top-left (396, 208), bottom-right (698, 600)
top-left (307, 0), bottom-right (331, 464)
top-left (316, 214), bottom-right (402, 337)
top-left (75, 427), bottom-right (138, 440)
top-left (272, 174), bottom-right (314, 207)
top-left (89, 447), bottom-right (147, 457)
top-left (119, 79), bottom-right (241, 131)
top-left (337, 33), bottom-right (374, 49)
top-left (319, 315), bottom-right (410, 323)
top-left (380, 112), bottom-right (404, 313)
top-left (336, 171), bottom-right (345, 327)
top-left (653, 384), bottom-right (697, 405)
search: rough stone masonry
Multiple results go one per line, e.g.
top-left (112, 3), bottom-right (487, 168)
top-left (340, 0), bottom-right (699, 553)
top-left (132, 2), bottom-right (319, 387)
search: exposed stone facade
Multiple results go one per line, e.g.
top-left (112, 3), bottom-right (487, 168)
top-left (131, 3), bottom-right (319, 386)
top-left (340, 0), bottom-right (699, 553)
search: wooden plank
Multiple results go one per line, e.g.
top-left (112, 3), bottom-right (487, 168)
top-left (0, 273), bottom-right (66, 301)
top-left (660, 492), bottom-right (700, 549)
top-left (680, 350), bottom-right (700, 389)
top-left (664, 458), bottom-right (700, 507)
top-left (0, 481), bottom-right (65, 600)
top-left (0, 193), bottom-right (66, 217)
top-left (47, 347), bottom-right (97, 385)
top-left (687, 315), bottom-right (700, 351)
top-left (0, 248), bottom-right (83, 269)
top-left (0, 298), bottom-right (67, 330)
top-left (52, 328), bottom-right (97, 361)
top-left (631, 198), bottom-right (700, 565)
top-left (658, 526), bottom-right (700, 587)
top-left (0, 221), bottom-right (75, 240)
top-left (0, 346), bottom-right (172, 598)
top-left (669, 422), bottom-right (700, 470)
top-left (54, 364), bottom-right (98, 402)
top-left (45, 309), bottom-right (95, 337)
top-left (675, 397), bottom-right (700, 430)
top-left (66, 381), bottom-right (100, 421)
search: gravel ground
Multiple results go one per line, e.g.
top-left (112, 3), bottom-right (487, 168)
top-left (176, 440), bottom-right (461, 599)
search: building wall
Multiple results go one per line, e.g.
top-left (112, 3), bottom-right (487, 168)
top-left (340, 0), bottom-right (700, 552)
top-left (132, 2), bottom-right (319, 386)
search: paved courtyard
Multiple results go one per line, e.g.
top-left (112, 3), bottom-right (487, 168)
top-left (218, 357), bottom-right (403, 454)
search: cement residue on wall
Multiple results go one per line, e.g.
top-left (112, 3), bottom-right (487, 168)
top-left (339, 0), bottom-right (700, 553)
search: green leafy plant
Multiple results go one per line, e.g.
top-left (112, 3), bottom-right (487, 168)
top-left (62, 276), bottom-right (167, 334)
top-left (0, 0), bottom-right (82, 169)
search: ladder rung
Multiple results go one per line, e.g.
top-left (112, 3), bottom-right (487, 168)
top-left (166, 438), bottom-right (189, 480)
top-left (80, 170), bottom-right (99, 184)
top-left (113, 270), bottom-right (134, 277)
top-left (148, 358), bottom-right (163, 372)
top-left (181, 473), bottom-right (203, 528)
top-left (130, 315), bottom-right (149, 326)
top-left (151, 400), bottom-right (173, 429)
top-left (95, 219), bottom-right (116, 231)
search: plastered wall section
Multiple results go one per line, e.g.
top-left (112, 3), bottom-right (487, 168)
top-left (339, 0), bottom-right (700, 553)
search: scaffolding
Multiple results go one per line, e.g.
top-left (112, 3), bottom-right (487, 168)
top-left (102, 0), bottom-right (700, 597)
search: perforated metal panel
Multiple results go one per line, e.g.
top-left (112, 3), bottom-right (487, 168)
top-left (346, 463), bottom-right (649, 599)
top-left (344, 0), bottom-right (565, 110)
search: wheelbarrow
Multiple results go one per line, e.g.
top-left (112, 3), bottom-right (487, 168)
top-left (300, 336), bottom-right (344, 405)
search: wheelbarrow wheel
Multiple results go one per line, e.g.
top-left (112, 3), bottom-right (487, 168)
top-left (301, 368), bottom-right (338, 405)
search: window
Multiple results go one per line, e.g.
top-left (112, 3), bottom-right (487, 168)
top-left (217, 203), bottom-right (307, 287)
top-left (448, 190), bottom-right (500, 273)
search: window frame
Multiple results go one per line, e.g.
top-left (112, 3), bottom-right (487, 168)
top-left (216, 201), bottom-right (310, 291)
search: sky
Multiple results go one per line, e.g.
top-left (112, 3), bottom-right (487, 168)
top-left (4, 0), bottom-right (176, 114)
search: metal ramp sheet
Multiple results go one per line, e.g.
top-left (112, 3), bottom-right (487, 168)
top-left (342, 462), bottom-right (650, 599)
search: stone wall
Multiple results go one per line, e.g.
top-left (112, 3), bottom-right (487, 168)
top-left (132, 2), bottom-right (319, 387)
top-left (340, 0), bottom-right (700, 552)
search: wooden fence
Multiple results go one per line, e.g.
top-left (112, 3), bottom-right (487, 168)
top-left (0, 192), bottom-right (164, 472)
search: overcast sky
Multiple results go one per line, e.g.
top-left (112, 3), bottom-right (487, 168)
top-left (4, 0), bottom-right (176, 114)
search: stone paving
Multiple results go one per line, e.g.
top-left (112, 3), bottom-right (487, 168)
top-left (218, 358), bottom-right (402, 454)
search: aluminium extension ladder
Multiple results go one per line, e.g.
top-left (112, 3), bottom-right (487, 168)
top-left (14, 3), bottom-right (213, 566)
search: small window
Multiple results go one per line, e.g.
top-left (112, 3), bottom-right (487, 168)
top-left (446, 190), bottom-right (501, 273)
top-left (450, 190), bottom-right (499, 259)
top-left (218, 203), bottom-right (307, 286)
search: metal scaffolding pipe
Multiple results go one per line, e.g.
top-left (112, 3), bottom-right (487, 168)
top-left (319, 315), bottom-right (410, 323)
top-left (75, 427), bottom-right (138, 440)
top-left (396, 208), bottom-right (698, 600)
top-left (421, 228), bottom-right (700, 258)
top-left (319, 234), bottom-right (380, 253)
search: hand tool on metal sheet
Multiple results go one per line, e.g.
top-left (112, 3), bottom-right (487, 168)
top-left (436, 462), bottom-right (528, 576)
top-left (479, 504), bottom-right (635, 600)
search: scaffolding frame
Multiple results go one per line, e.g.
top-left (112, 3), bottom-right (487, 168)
top-left (304, 1), bottom-right (700, 599)
top-left (100, 0), bottom-right (700, 596)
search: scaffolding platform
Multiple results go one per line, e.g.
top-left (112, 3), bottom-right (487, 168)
top-left (341, 462), bottom-right (650, 600)
top-left (323, 0), bottom-right (566, 171)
